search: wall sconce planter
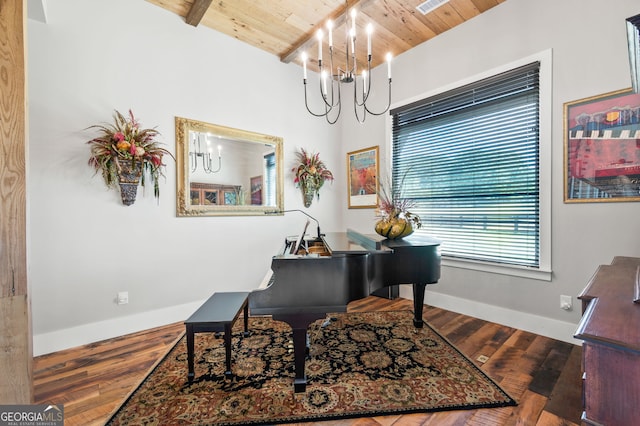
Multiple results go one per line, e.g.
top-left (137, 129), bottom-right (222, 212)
top-left (292, 148), bottom-right (333, 208)
top-left (300, 181), bottom-right (318, 208)
top-left (86, 109), bottom-right (174, 206)
top-left (116, 159), bottom-right (143, 206)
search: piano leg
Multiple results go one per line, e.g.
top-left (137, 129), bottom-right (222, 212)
top-left (292, 327), bottom-right (308, 393)
top-left (412, 283), bottom-right (427, 328)
top-left (274, 312), bottom-right (328, 393)
top-left (186, 324), bottom-right (195, 382)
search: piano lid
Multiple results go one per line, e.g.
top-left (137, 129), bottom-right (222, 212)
top-left (326, 228), bottom-right (441, 253)
top-left (322, 229), bottom-right (392, 255)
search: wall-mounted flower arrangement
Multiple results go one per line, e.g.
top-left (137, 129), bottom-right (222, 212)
top-left (86, 110), bottom-right (174, 205)
top-left (292, 148), bottom-right (334, 207)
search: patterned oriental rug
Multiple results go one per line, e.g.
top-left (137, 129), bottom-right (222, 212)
top-left (106, 311), bottom-right (516, 425)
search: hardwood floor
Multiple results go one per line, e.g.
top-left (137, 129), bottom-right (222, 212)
top-left (33, 296), bottom-right (583, 425)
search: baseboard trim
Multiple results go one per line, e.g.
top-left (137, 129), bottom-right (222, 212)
top-left (34, 290), bottom-right (581, 356)
top-left (33, 300), bottom-right (205, 356)
top-left (400, 287), bottom-right (581, 345)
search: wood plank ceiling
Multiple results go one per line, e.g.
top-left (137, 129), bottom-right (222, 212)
top-left (145, 0), bottom-right (506, 72)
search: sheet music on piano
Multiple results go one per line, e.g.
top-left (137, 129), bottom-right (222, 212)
top-left (291, 219), bottom-right (310, 255)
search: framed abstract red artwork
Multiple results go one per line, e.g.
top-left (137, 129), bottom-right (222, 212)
top-left (347, 146), bottom-right (379, 208)
top-left (564, 88), bottom-right (640, 202)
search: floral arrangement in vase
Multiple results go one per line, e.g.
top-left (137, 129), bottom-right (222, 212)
top-left (86, 109), bottom-right (174, 205)
top-left (292, 148), bottom-right (334, 207)
top-left (375, 172), bottom-right (422, 239)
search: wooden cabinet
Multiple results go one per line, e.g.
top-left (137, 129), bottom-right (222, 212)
top-left (575, 256), bottom-right (640, 425)
top-left (190, 182), bottom-right (241, 206)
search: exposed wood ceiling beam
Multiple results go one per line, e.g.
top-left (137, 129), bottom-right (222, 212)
top-left (280, 0), bottom-right (377, 64)
top-left (146, 0), bottom-right (507, 71)
top-left (185, 0), bottom-right (213, 27)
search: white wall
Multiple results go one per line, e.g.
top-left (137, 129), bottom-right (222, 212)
top-left (27, 0), bottom-right (341, 355)
top-left (28, 0), bottom-right (640, 354)
top-left (343, 0), bottom-right (640, 343)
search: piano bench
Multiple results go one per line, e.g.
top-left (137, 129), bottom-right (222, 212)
top-left (184, 291), bottom-right (250, 382)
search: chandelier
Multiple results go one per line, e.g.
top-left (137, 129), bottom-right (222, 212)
top-left (301, 7), bottom-right (392, 124)
top-left (190, 133), bottom-right (222, 173)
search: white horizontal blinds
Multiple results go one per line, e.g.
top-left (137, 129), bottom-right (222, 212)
top-left (265, 153), bottom-right (276, 205)
top-left (391, 62), bottom-right (540, 267)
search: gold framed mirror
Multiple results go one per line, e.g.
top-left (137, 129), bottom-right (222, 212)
top-left (175, 117), bottom-right (284, 216)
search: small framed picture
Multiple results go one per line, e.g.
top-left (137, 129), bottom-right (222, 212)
top-left (564, 88), bottom-right (640, 202)
top-left (347, 146), bottom-right (379, 208)
top-left (250, 175), bottom-right (263, 205)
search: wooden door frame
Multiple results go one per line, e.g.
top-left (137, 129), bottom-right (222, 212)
top-left (0, 0), bottom-right (32, 403)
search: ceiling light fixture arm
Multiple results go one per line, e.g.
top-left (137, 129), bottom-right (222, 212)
top-left (303, 78), bottom-right (342, 124)
top-left (303, 45), bottom-right (342, 124)
top-left (353, 53), bottom-right (392, 123)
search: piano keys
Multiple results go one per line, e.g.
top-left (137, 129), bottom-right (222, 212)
top-left (249, 228), bottom-right (441, 392)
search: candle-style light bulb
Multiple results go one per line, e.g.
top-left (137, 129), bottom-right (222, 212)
top-left (386, 52), bottom-right (392, 78)
top-left (350, 28), bottom-right (356, 57)
top-left (362, 70), bottom-right (368, 94)
top-left (301, 51), bottom-right (308, 80)
top-left (217, 145), bottom-right (222, 157)
top-left (316, 29), bottom-right (323, 63)
top-left (327, 20), bottom-right (333, 48)
top-left (366, 23), bottom-right (373, 57)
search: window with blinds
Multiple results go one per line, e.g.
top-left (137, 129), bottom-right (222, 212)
top-left (391, 62), bottom-right (540, 267)
top-left (264, 152), bottom-right (276, 206)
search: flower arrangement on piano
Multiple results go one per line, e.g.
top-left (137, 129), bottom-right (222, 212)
top-left (86, 109), bottom-right (174, 205)
top-left (292, 148), bottom-right (334, 207)
top-left (375, 172), bottom-right (422, 239)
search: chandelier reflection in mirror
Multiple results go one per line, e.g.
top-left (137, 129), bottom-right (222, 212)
top-left (190, 132), bottom-right (222, 173)
top-left (302, 7), bottom-right (392, 124)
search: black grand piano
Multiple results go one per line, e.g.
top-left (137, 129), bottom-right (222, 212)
top-left (249, 227), bottom-right (441, 392)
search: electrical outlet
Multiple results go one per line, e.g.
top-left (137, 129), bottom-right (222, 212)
top-left (560, 294), bottom-right (572, 311)
top-left (117, 291), bottom-right (129, 305)
top-left (476, 355), bottom-right (489, 363)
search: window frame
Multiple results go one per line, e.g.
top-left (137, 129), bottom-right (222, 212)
top-left (264, 152), bottom-right (276, 206)
top-left (386, 50), bottom-right (552, 281)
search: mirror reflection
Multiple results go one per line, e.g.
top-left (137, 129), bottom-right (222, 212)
top-left (175, 117), bottom-right (284, 216)
top-left (627, 14), bottom-right (640, 93)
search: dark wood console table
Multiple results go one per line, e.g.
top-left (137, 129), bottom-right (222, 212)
top-left (575, 256), bottom-right (640, 425)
